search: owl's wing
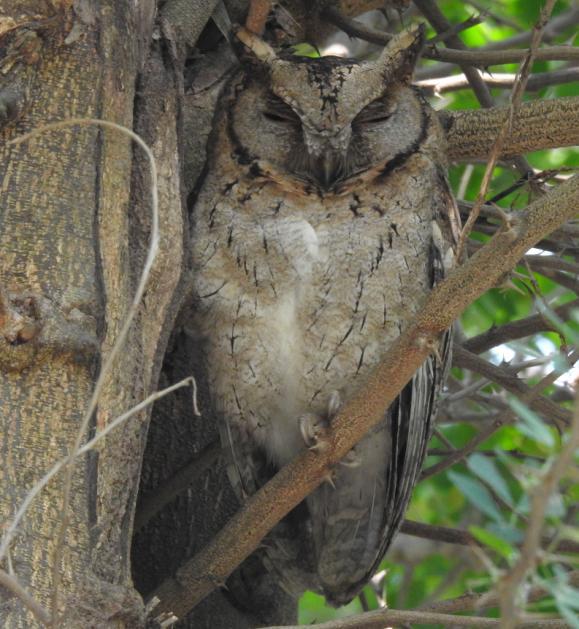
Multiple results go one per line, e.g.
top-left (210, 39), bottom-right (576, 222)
top-left (320, 175), bottom-right (458, 606)
top-left (380, 327), bottom-right (452, 553)
top-left (379, 195), bottom-right (457, 550)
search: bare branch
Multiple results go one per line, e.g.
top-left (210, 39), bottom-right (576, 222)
top-left (430, 45), bottom-right (579, 66)
top-left (414, 0), bottom-right (494, 108)
top-left (264, 608), bottom-right (504, 627)
top-left (0, 569), bottom-right (51, 626)
top-left (453, 346), bottom-right (572, 427)
top-left (320, 8), bottom-right (579, 66)
top-left (418, 68), bottom-right (579, 95)
top-left (463, 300), bottom-right (579, 354)
top-left (400, 520), bottom-right (579, 555)
top-left (443, 97), bottom-right (579, 162)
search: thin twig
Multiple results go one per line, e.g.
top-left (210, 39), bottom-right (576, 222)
top-left (453, 346), bottom-right (572, 427)
top-left (463, 300), bottom-right (579, 354)
top-left (263, 607), bottom-right (569, 628)
top-left (323, 7), bottom-right (579, 66)
top-left (418, 68), bottom-right (579, 95)
top-left (425, 346), bottom-right (576, 480)
top-left (0, 569), bottom-right (51, 625)
top-left (263, 608), bottom-right (503, 628)
top-left (414, 0), bottom-right (494, 108)
top-left (400, 519), bottom-right (579, 554)
top-left (429, 14), bottom-right (484, 45)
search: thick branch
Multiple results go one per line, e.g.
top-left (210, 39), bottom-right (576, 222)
top-left (150, 176), bottom-right (579, 620)
top-left (442, 96), bottom-right (579, 162)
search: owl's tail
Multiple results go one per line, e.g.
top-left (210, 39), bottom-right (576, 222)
top-left (309, 355), bottom-right (441, 606)
top-left (307, 422), bottom-right (392, 606)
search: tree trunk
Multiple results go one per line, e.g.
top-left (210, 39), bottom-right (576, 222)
top-left (0, 2), bottom-right (183, 626)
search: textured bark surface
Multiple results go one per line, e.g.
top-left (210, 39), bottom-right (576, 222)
top-left (0, 2), bottom-right (179, 627)
top-left (443, 96), bottom-right (579, 162)
top-left (0, 4), bottom-right (104, 626)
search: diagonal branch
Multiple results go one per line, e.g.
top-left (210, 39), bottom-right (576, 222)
top-left (149, 174), bottom-right (579, 620)
top-left (413, 0), bottom-right (494, 108)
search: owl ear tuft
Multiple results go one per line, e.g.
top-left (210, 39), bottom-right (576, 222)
top-left (376, 24), bottom-right (426, 83)
top-left (233, 25), bottom-right (277, 66)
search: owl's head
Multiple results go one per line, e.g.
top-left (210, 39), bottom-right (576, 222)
top-left (228, 26), bottom-right (429, 194)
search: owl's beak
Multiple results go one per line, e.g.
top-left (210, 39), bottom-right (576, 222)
top-left (303, 127), bottom-right (351, 190)
top-left (312, 153), bottom-right (343, 189)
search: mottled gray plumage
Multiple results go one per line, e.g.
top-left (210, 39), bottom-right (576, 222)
top-left (190, 26), bottom-right (459, 605)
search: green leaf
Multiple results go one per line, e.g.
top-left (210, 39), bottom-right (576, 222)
top-left (487, 522), bottom-right (524, 545)
top-left (467, 453), bottom-right (514, 507)
top-left (509, 397), bottom-right (555, 448)
top-left (537, 301), bottom-right (579, 346)
top-left (469, 525), bottom-right (516, 561)
top-left (557, 604), bottom-right (579, 628)
top-left (447, 471), bottom-right (504, 523)
top-left (556, 587), bottom-right (579, 610)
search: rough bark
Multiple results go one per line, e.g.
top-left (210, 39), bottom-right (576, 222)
top-left (0, 2), bottom-right (181, 627)
top-left (443, 96), bottom-right (579, 162)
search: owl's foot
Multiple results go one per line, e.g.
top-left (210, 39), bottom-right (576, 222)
top-left (299, 390), bottom-right (342, 453)
top-left (325, 390), bottom-right (361, 467)
top-left (323, 470), bottom-right (337, 489)
top-left (299, 413), bottom-right (330, 453)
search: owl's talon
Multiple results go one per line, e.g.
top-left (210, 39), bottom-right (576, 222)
top-left (327, 390), bottom-right (342, 420)
top-left (299, 413), bottom-right (329, 452)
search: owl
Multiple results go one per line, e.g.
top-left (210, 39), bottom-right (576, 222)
top-left (190, 25), bottom-right (459, 605)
